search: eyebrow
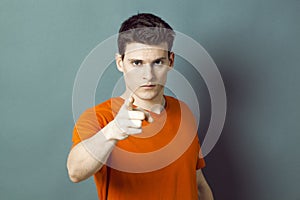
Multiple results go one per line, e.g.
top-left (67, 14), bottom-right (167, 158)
top-left (153, 57), bottom-right (167, 61)
top-left (127, 57), bottom-right (167, 62)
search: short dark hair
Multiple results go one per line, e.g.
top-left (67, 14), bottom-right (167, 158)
top-left (118, 13), bottom-right (175, 59)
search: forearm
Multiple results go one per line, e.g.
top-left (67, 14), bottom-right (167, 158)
top-left (198, 184), bottom-right (214, 200)
top-left (197, 169), bottom-right (214, 200)
top-left (67, 123), bottom-right (117, 182)
top-left (67, 97), bottom-right (145, 182)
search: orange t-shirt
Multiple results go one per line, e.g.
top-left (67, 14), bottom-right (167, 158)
top-left (72, 96), bottom-right (205, 200)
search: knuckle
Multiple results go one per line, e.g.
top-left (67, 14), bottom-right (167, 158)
top-left (138, 111), bottom-right (145, 119)
top-left (132, 120), bottom-right (142, 127)
top-left (137, 120), bottom-right (142, 126)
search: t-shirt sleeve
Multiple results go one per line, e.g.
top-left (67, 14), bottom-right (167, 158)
top-left (179, 100), bottom-right (206, 170)
top-left (196, 135), bottom-right (206, 169)
top-left (71, 107), bottom-right (107, 148)
top-left (196, 156), bottom-right (206, 169)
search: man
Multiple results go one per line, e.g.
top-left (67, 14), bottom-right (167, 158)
top-left (67, 13), bottom-right (213, 200)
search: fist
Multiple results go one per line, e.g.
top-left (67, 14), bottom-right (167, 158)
top-left (104, 97), bottom-right (153, 140)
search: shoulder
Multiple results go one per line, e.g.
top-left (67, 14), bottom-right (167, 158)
top-left (164, 95), bottom-right (192, 112)
top-left (164, 95), bottom-right (196, 123)
top-left (93, 97), bottom-right (123, 113)
top-left (78, 97), bottom-right (123, 123)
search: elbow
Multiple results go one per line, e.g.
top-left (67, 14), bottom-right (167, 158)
top-left (67, 166), bottom-right (83, 183)
top-left (67, 159), bottom-right (83, 183)
top-left (69, 174), bottom-right (81, 183)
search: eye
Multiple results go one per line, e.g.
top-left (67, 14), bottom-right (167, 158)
top-left (154, 59), bottom-right (163, 65)
top-left (132, 60), bottom-right (143, 66)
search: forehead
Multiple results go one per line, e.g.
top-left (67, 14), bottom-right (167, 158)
top-left (124, 42), bottom-right (168, 59)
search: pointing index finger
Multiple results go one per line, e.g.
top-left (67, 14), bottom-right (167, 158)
top-left (125, 96), bottom-right (154, 123)
top-left (133, 107), bottom-right (154, 123)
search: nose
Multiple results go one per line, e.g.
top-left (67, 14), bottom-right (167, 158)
top-left (143, 64), bottom-right (154, 81)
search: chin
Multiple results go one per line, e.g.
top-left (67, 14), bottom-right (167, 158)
top-left (135, 91), bottom-right (160, 101)
top-left (130, 85), bottom-right (164, 101)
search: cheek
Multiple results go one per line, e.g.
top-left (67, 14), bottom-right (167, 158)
top-left (124, 69), bottom-right (143, 84)
top-left (155, 73), bottom-right (168, 85)
top-left (156, 69), bottom-right (168, 79)
top-left (124, 67), bottom-right (139, 78)
top-left (124, 66), bottom-right (144, 74)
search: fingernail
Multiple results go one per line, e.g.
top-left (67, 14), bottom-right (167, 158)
top-left (147, 116), bottom-right (154, 123)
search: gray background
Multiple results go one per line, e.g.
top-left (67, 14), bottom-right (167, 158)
top-left (1, 0), bottom-right (299, 199)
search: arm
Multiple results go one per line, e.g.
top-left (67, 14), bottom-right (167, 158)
top-left (67, 97), bottom-right (145, 183)
top-left (66, 122), bottom-right (118, 183)
top-left (197, 169), bottom-right (214, 200)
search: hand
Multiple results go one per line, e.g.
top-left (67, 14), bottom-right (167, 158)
top-left (103, 97), bottom-right (153, 140)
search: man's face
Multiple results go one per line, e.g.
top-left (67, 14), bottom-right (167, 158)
top-left (116, 42), bottom-right (174, 102)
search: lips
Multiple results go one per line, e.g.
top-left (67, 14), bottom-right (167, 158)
top-left (141, 82), bottom-right (155, 87)
top-left (141, 83), bottom-right (156, 88)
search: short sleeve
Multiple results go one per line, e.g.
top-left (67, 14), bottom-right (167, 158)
top-left (196, 157), bottom-right (206, 169)
top-left (71, 108), bottom-right (107, 148)
top-left (196, 135), bottom-right (206, 169)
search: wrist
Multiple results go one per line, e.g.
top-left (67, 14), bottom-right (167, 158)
top-left (101, 120), bottom-right (126, 141)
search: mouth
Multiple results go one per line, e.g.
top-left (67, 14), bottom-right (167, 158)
top-left (141, 83), bottom-right (156, 88)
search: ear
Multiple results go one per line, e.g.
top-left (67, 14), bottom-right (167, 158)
top-left (168, 52), bottom-right (175, 70)
top-left (115, 53), bottom-right (124, 72)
